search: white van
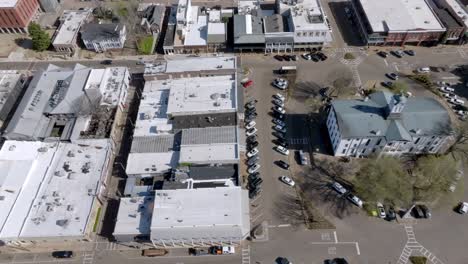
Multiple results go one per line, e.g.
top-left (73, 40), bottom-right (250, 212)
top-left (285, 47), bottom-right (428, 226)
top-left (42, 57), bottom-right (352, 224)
top-left (417, 67), bottom-right (430, 73)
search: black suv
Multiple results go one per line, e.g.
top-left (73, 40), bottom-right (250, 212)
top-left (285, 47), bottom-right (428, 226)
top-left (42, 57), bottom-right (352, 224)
top-left (276, 160), bottom-right (290, 170)
top-left (52, 251), bottom-right (73, 259)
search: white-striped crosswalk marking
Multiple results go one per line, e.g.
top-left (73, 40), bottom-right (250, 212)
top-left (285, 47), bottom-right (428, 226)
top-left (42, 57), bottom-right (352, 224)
top-left (396, 225), bottom-right (444, 264)
top-left (288, 138), bottom-right (309, 144)
top-left (241, 245), bottom-right (250, 264)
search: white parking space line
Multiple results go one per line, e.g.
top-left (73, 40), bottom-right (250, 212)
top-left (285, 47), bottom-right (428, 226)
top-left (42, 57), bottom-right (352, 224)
top-left (355, 242), bottom-right (361, 255)
top-left (383, 59), bottom-right (388, 67)
top-left (334, 231), bottom-right (338, 243)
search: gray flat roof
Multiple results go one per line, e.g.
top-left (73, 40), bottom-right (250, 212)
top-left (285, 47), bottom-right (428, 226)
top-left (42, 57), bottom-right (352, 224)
top-left (181, 126), bottom-right (237, 145)
top-left (234, 14), bottom-right (265, 44)
top-left (131, 135), bottom-right (176, 153)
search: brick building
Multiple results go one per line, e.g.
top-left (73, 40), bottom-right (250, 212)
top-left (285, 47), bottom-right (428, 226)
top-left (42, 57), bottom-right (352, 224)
top-left (0, 0), bottom-right (39, 34)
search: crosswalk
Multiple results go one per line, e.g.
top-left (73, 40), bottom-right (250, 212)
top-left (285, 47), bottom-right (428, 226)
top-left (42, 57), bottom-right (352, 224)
top-left (458, 48), bottom-right (468, 59)
top-left (288, 138), bottom-right (309, 145)
top-left (241, 245), bottom-right (250, 264)
top-left (350, 66), bottom-right (362, 88)
top-left (396, 225), bottom-right (444, 264)
top-left (82, 252), bottom-right (94, 264)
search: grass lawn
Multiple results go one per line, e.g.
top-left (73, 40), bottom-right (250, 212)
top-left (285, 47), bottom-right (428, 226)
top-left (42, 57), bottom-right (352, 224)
top-left (137, 36), bottom-right (154, 55)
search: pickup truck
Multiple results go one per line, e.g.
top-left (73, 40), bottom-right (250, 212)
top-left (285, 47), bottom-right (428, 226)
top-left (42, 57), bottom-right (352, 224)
top-left (209, 246), bottom-right (235, 255)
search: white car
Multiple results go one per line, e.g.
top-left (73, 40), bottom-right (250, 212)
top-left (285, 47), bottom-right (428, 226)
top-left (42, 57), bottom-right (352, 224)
top-left (302, 53), bottom-right (312, 60)
top-left (273, 106), bottom-right (286, 114)
top-left (273, 78), bottom-right (288, 90)
top-left (437, 81), bottom-right (452, 87)
top-left (274, 124), bottom-right (286, 133)
top-left (280, 176), bottom-right (295, 187)
top-left (248, 164), bottom-right (261, 174)
top-left (331, 181), bottom-right (347, 195)
top-left (456, 110), bottom-right (466, 117)
top-left (273, 93), bottom-right (285, 101)
top-left (245, 121), bottom-right (256, 130)
top-left (246, 127), bottom-right (258, 137)
top-left (377, 202), bottom-right (386, 218)
top-left (273, 98), bottom-right (285, 107)
top-left (275, 145), bottom-right (289, 155)
top-left (439, 86), bottom-right (455, 93)
top-left (246, 148), bottom-right (259, 158)
top-left (458, 202), bottom-right (468, 214)
top-left (347, 194), bottom-right (363, 207)
top-left (449, 98), bottom-right (465, 105)
top-left (442, 92), bottom-right (457, 99)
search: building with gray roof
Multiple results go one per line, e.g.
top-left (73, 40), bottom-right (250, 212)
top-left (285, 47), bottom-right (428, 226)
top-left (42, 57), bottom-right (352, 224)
top-left (234, 14), bottom-right (265, 51)
top-left (326, 91), bottom-right (452, 157)
top-left (80, 23), bottom-right (127, 53)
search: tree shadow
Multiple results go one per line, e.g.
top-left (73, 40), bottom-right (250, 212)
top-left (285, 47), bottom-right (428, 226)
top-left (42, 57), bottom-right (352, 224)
top-left (273, 192), bottom-right (307, 228)
top-left (14, 38), bottom-right (33, 49)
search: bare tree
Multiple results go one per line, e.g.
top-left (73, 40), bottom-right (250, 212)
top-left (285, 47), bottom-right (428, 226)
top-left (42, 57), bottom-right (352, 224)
top-left (327, 67), bottom-right (354, 97)
top-left (445, 122), bottom-right (468, 161)
top-left (273, 193), bottom-right (305, 227)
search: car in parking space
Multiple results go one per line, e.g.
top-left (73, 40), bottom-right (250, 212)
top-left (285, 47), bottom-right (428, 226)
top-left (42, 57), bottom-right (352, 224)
top-left (443, 92), bottom-right (458, 99)
top-left (275, 139), bottom-right (289, 148)
top-left (247, 135), bottom-right (257, 144)
top-left (245, 115), bottom-right (255, 123)
top-left (387, 206), bottom-right (397, 221)
top-left (411, 205), bottom-right (425, 219)
top-left (272, 111), bottom-right (285, 120)
top-left (391, 50), bottom-right (403, 58)
top-left (242, 80), bottom-right (254, 88)
top-left (276, 257), bottom-right (292, 264)
top-left (245, 121), bottom-right (256, 130)
top-left (381, 81), bottom-right (393, 88)
top-left (377, 202), bottom-right (386, 219)
top-left (302, 53), bottom-right (312, 60)
top-left (273, 106), bottom-right (286, 114)
top-left (280, 176), bottom-right (295, 187)
top-left (273, 93), bottom-right (285, 101)
top-left (456, 110), bottom-right (466, 118)
top-left (386, 72), bottom-right (399, 80)
top-left (273, 131), bottom-right (286, 140)
top-left (276, 160), bottom-right (290, 170)
top-left (249, 177), bottom-right (263, 187)
top-left (273, 78), bottom-right (289, 90)
top-left (439, 86), bottom-right (455, 93)
top-left (246, 148), bottom-right (259, 158)
top-left (247, 156), bottom-right (260, 166)
top-left (101, 60), bottom-right (112, 65)
top-left (458, 202), bottom-right (468, 214)
top-left (417, 67), bottom-right (430, 74)
top-left (377, 51), bottom-right (388, 58)
top-left (449, 98), bottom-right (465, 105)
top-left (291, 54), bottom-right (298, 61)
top-left (249, 188), bottom-right (261, 199)
top-left (453, 104), bottom-right (467, 111)
top-left (52, 251), bottom-right (74, 259)
top-left (273, 98), bottom-right (285, 107)
top-left (274, 124), bottom-right (287, 133)
top-left (248, 164), bottom-right (261, 174)
top-left (248, 141), bottom-right (259, 149)
top-left (273, 118), bottom-right (286, 126)
top-left (347, 193), bottom-right (363, 207)
top-left (317, 52), bottom-right (328, 61)
top-left (331, 181), bottom-right (347, 195)
top-left (275, 145), bottom-right (290, 155)
top-left (310, 53), bottom-right (320, 62)
top-left (246, 127), bottom-right (258, 137)
top-left (325, 258), bottom-right (349, 264)
top-left (245, 107), bottom-right (257, 114)
top-left (274, 55), bottom-right (284, 61)
top-left (298, 150), bottom-right (308, 165)
top-left (437, 81), bottom-right (451, 87)
top-left (245, 103), bottom-right (255, 110)
top-left (404, 50), bottom-right (415, 56)
top-left (419, 204), bottom-right (431, 219)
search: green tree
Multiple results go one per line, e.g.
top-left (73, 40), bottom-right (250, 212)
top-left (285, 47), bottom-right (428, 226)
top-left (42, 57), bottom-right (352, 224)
top-left (353, 157), bottom-right (413, 206)
top-left (390, 81), bottom-right (409, 94)
top-left (28, 22), bottom-right (50, 51)
top-left (445, 122), bottom-right (468, 161)
top-left (28, 22), bottom-right (41, 37)
top-left (412, 155), bottom-right (458, 201)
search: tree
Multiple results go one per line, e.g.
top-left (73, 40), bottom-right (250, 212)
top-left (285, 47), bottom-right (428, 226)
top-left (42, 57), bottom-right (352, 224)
top-left (28, 22), bottom-right (50, 52)
top-left (389, 81), bottom-right (409, 94)
top-left (353, 157), bottom-right (413, 207)
top-left (327, 68), bottom-right (354, 96)
top-left (445, 122), bottom-right (468, 161)
top-left (412, 155), bottom-right (458, 202)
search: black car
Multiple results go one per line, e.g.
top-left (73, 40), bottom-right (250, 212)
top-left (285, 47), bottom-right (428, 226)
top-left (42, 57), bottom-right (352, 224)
top-left (245, 108), bottom-right (257, 114)
top-left (249, 172), bottom-right (260, 180)
top-left (377, 51), bottom-right (388, 58)
top-left (284, 55), bottom-right (292, 61)
top-left (411, 205), bottom-right (424, 219)
top-left (324, 258), bottom-right (349, 264)
top-left (249, 188), bottom-right (261, 199)
top-left (386, 206), bottom-right (397, 221)
top-left (276, 160), bottom-right (290, 170)
top-left (52, 251), bottom-right (73, 259)
top-left (275, 139), bottom-right (288, 148)
top-left (274, 55), bottom-right (284, 61)
top-left (453, 104), bottom-right (468, 111)
top-left (245, 115), bottom-right (256, 123)
top-left (291, 54), bottom-right (298, 61)
top-left (101, 60), bottom-right (112, 65)
top-left (272, 112), bottom-right (285, 119)
top-left (249, 177), bottom-right (263, 187)
top-left (311, 54), bottom-right (320, 62)
top-left (245, 112), bottom-right (257, 118)
top-left (390, 50), bottom-right (403, 58)
top-left (273, 131), bottom-right (286, 140)
top-left (248, 141), bottom-right (259, 149)
top-left (381, 81), bottom-right (393, 88)
top-left (276, 257), bottom-right (291, 264)
top-left (247, 156), bottom-right (260, 166)
top-left (404, 50), bottom-right (415, 56)
top-left (317, 52), bottom-right (328, 61)
top-left (418, 204), bottom-right (431, 219)
top-left (189, 248), bottom-right (209, 256)
top-left (247, 135), bottom-right (257, 143)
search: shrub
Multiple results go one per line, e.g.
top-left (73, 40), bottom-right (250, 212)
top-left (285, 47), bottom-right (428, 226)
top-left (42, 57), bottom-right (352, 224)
top-left (344, 52), bottom-right (355, 60)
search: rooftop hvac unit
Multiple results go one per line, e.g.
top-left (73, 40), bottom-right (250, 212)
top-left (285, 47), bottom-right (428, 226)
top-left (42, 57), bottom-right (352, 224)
top-left (67, 205), bottom-right (74, 211)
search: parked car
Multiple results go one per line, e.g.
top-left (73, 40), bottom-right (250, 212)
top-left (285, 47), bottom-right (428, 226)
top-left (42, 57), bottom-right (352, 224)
top-left (274, 124), bottom-right (287, 133)
top-left (249, 172), bottom-right (260, 181)
top-left (276, 257), bottom-right (292, 264)
top-left (456, 110), bottom-right (466, 117)
top-left (458, 202), bottom-right (468, 214)
top-left (246, 148), bottom-right (259, 158)
top-left (249, 188), bottom-right (261, 199)
top-left (209, 246), bottom-right (235, 255)
top-left (245, 121), bottom-right (256, 130)
top-left (272, 111), bottom-right (285, 120)
top-left (273, 93), bottom-right (285, 101)
top-left (381, 81), bottom-right (393, 88)
top-left (273, 78), bottom-right (289, 90)
top-left (242, 80), bottom-right (254, 88)
top-left (291, 54), bottom-right (298, 61)
top-left (273, 118), bottom-right (286, 126)
top-left (325, 258), bottom-right (349, 264)
top-left (442, 92), bottom-right (456, 99)
top-left (386, 72), bottom-right (398, 80)
top-left (387, 206), bottom-right (397, 221)
top-left (449, 98), bottom-right (465, 105)
top-left (273, 106), bottom-right (286, 114)
top-left (411, 205), bottom-right (425, 219)
top-left (246, 127), bottom-right (258, 137)
top-left (245, 110), bottom-right (257, 117)
top-left (101, 60), bottom-right (112, 65)
top-left (276, 160), bottom-right (290, 170)
top-left (247, 156), bottom-right (260, 166)
top-left (298, 150), bottom-right (308, 165)
top-left (273, 98), bottom-right (285, 107)
top-left (404, 50), bottom-right (415, 56)
top-left (417, 67), bottom-right (430, 73)
top-left (377, 51), bottom-right (388, 58)
top-left (280, 176), bottom-right (295, 187)
top-left (52, 251), bottom-right (74, 259)
top-left (419, 204), bottom-right (431, 219)
top-left (437, 81), bottom-right (451, 87)
top-left (439, 86), bottom-right (455, 93)
top-left (245, 115), bottom-right (255, 123)
top-left (331, 181), bottom-right (347, 195)
top-left (391, 50), bottom-right (403, 58)
top-left (248, 141), bottom-right (259, 149)
top-left (311, 53), bottom-right (320, 62)
top-left (247, 135), bottom-right (257, 144)
top-left (453, 104), bottom-right (468, 111)
top-left (245, 103), bottom-right (256, 110)
top-left (317, 52), bottom-right (328, 61)
top-left (189, 248), bottom-right (209, 256)
top-left (249, 177), bottom-right (263, 187)
top-left (302, 53), bottom-right (312, 60)
top-left (275, 139), bottom-right (289, 148)
top-left (248, 164), bottom-right (261, 174)
top-left (274, 55), bottom-right (284, 61)
top-left (347, 193), bottom-right (363, 207)
top-left (275, 145), bottom-right (290, 155)
top-left (273, 131), bottom-right (286, 140)
top-left (377, 202), bottom-right (386, 219)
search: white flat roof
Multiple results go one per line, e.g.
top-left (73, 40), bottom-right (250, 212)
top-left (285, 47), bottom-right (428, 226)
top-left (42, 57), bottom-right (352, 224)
top-left (208, 22), bottom-right (226, 35)
top-left (359, 0), bottom-right (445, 32)
top-left (208, 10), bottom-right (221, 22)
top-left (184, 6), bottom-right (208, 46)
top-left (165, 75), bottom-right (237, 116)
top-left (98, 67), bottom-right (130, 106)
top-left (444, 0), bottom-right (468, 28)
top-left (151, 187), bottom-right (245, 229)
top-left (134, 82), bottom-right (172, 137)
top-left (0, 71), bottom-right (22, 112)
top-left (126, 152), bottom-right (180, 175)
top-left (114, 196), bottom-right (153, 235)
top-left (283, 0), bottom-right (330, 31)
top-left (53, 10), bottom-right (91, 45)
top-left (179, 144), bottom-right (238, 163)
top-left (166, 56), bottom-right (236, 73)
top-left (0, 140), bottom-right (110, 240)
top-left (0, 0), bottom-right (17, 8)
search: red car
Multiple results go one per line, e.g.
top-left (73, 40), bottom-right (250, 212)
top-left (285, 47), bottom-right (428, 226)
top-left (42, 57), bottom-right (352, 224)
top-left (242, 80), bottom-right (253, 88)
